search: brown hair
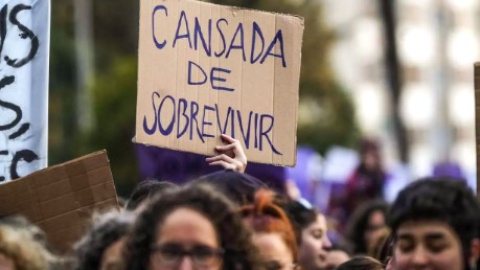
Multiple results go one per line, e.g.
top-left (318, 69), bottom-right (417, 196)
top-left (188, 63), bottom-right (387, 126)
top-left (241, 189), bottom-right (298, 261)
top-left (336, 256), bottom-right (384, 270)
top-left (368, 228), bottom-right (391, 260)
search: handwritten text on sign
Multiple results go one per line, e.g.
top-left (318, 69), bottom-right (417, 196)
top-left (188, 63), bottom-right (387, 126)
top-left (136, 0), bottom-right (304, 166)
top-left (0, 1), bottom-right (49, 182)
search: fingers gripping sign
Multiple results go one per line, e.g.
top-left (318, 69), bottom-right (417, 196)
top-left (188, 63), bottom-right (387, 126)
top-left (206, 134), bottom-right (247, 173)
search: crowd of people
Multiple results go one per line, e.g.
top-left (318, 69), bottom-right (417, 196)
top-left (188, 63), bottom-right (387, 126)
top-left (0, 136), bottom-right (479, 270)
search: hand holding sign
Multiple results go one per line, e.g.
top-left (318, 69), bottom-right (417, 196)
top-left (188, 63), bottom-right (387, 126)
top-left (206, 134), bottom-right (247, 173)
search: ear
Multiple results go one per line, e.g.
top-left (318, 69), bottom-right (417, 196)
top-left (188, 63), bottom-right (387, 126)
top-left (469, 238), bottom-right (480, 268)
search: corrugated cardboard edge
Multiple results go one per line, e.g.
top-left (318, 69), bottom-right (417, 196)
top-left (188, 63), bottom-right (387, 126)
top-left (475, 63), bottom-right (480, 195)
top-left (0, 150), bottom-right (118, 253)
top-left (292, 21), bottom-right (305, 168)
top-left (193, 0), bottom-right (305, 25)
top-left (23, 150), bottom-right (110, 179)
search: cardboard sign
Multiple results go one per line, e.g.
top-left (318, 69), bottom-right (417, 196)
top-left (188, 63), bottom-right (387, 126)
top-left (136, 0), bottom-right (304, 166)
top-left (0, 150), bottom-right (118, 252)
top-left (475, 63), bottom-right (480, 194)
top-left (0, 0), bottom-right (50, 182)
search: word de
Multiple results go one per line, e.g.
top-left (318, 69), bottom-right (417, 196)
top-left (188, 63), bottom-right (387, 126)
top-left (188, 61), bottom-right (234, 92)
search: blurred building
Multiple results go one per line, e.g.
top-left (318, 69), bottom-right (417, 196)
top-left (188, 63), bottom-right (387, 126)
top-left (321, 0), bottom-right (478, 187)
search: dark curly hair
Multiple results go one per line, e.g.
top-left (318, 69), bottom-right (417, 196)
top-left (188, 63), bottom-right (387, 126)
top-left (346, 200), bottom-right (389, 255)
top-left (74, 210), bottom-right (136, 270)
top-left (126, 183), bottom-right (260, 270)
top-left (389, 177), bottom-right (480, 270)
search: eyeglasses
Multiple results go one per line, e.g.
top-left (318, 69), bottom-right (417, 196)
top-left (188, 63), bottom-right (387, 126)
top-left (151, 244), bottom-right (224, 269)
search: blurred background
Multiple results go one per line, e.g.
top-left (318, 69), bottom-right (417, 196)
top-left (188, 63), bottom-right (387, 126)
top-left (49, 0), bottom-right (478, 202)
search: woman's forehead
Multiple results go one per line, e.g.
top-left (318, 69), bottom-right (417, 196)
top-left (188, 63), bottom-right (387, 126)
top-left (308, 215), bottom-right (327, 229)
top-left (395, 221), bottom-right (459, 239)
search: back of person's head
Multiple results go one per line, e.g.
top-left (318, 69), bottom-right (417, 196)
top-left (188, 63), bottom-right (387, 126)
top-left (74, 209), bottom-right (136, 270)
top-left (336, 256), bottom-right (384, 270)
top-left (241, 189), bottom-right (298, 261)
top-left (389, 177), bottom-right (480, 270)
top-left (347, 200), bottom-right (389, 254)
top-left (245, 163), bottom-right (287, 194)
top-left (0, 223), bottom-right (55, 270)
top-left (324, 248), bottom-right (350, 270)
top-left (127, 183), bottom-right (259, 270)
top-left (126, 179), bottom-right (178, 210)
top-left (195, 171), bottom-right (267, 206)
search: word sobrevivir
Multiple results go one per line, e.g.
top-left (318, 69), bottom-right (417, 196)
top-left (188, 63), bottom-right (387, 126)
top-left (152, 5), bottom-right (288, 68)
top-left (143, 92), bottom-right (282, 155)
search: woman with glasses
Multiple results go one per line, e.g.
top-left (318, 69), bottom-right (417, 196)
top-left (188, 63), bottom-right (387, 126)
top-left (241, 190), bottom-right (298, 270)
top-left (126, 183), bottom-right (260, 270)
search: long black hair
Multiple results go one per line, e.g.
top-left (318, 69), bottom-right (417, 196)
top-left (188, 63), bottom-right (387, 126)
top-left (346, 200), bottom-right (389, 254)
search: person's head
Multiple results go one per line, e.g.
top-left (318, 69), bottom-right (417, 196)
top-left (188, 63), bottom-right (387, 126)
top-left (127, 183), bottom-right (259, 270)
top-left (335, 256), bottom-right (384, 270)
top-left (347, 200), bottom-right (389, 254)
top-left (194, 171), bottom-right (267, 206)
top-left (359, 139), bottom-right (382, 171)
top-left (0, 224), bottom-right (55, 270)
top-left (324, 249), bottom-right (350, 270)
top-left (389, 177), bottom-right (480, 270)
top-left (74, 209), bottom-right (136, 270)
top-left (284, 200), bottom-right (332, 270)
top-left (126, 180), bottom-right (178, 210)
top-left (241, 190), bottom-right (298, 270)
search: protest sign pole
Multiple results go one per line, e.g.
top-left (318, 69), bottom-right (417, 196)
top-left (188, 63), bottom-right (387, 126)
top-left (475, 63), bottom-right (480, 194)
